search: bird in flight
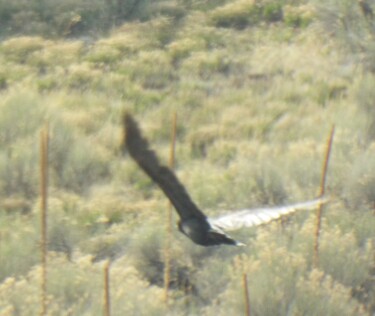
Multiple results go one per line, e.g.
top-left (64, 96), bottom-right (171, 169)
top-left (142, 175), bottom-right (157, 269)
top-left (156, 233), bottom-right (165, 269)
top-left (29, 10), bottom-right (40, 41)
top-left (122, 113), bottom-right (327, 247)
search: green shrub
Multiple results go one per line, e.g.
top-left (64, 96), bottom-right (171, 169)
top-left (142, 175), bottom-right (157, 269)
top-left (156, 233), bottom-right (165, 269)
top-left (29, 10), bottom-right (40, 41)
top-left (0, 71), bottom-right (7, 90)
top-left (210, 0), bottom-right (260, 29)
top-left (319, 227), bottom-right (373, 288)
top-left (344, 145), bottom-right (375, 208)
top-left (316, 0), bottom-right (375, 72)
top-left (30, 40), bottom-right (84, 68)
top-left (203, 223), bottom-right (369, 316)
top-left (46, 196), bottom-right (88, 259)
top-left (353, 74), bottom-right (375, 142)
top-left (65, 63), bottom-right (102, 91)
top-left (111, 18), bottom-right (171, 51)
top-left (0, 92), bottom-right (45, 200)
top-left (137, 0), bottom-right (186, 21)
top-left (210, 0), bottom-right (286, 29)
top-left (204, 244), bottom-right (307, 316)
top-left (119, 50), bottom-right (176, 89)
top-left (128, 223), bottom-right (195, 293)
top-left (0, 36), bottom-right (46, 63)
top-left (36, 74), bottom-right (61, 92)
top-left (167, 37), bottom-right (206, 64)
top-left (295, 269), bottom-right (367, 316)
top-left (188, 125), bottom-right (220, 159)
top-left (262, 1), bottom-right (283, 23)
top-left (180, 50), bottom-right (233, 79)
top-left (284, 4), bottom-right (316, 28)
top-left (0, 213), bottom-right (40, 282)
top-left (0, 140), bottom-right (39, 199)
top-left (0, 92), bottom-right (44, 146)
top-left (86, 44), bottom-right (122, 65)
top-left (56, 139), bottom-right (111, 194)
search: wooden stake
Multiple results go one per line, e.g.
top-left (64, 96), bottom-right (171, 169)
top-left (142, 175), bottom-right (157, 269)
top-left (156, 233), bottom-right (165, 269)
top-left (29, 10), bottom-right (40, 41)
top-left (40, 124), bottom-right (49, 316)
top-left (313, 125), bottom-right (335, 268)
top-left (104, 261), bottom-right (111, 316)
top-left (243, 273), bottom-right (251, 316)
top-left (164, 112), bottom-right (177, 305)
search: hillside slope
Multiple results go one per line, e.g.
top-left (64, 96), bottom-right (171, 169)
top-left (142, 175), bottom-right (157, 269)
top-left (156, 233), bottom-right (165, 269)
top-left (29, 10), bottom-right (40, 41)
top-left (0, 1), bottom-right (374, 315)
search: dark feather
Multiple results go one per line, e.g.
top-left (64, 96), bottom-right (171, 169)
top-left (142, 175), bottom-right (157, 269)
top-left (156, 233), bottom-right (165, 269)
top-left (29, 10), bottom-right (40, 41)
top-left (123, 113), bottom-right (207, 222)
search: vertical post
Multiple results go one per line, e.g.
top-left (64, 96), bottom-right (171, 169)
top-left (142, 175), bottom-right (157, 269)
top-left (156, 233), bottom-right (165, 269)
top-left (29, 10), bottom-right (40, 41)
top-left (164, 112), bottom-right (177, 305)
top-left (313, 125), bottom-right (335, 268)
top-left (40, 124), bottom-right (49, 316)
top-left (243, 273), bottom-right (251, 316)
top-left (104, 261), bottom-right (111, 316)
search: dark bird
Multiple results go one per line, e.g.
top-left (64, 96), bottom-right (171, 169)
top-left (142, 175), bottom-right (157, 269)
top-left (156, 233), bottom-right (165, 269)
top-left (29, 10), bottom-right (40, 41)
top-left (122, 113), bottom-right (327, 247)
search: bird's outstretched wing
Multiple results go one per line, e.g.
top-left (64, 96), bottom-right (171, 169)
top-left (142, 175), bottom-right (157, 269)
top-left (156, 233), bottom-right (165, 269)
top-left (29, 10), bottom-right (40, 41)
top-left (122, 113), bottom-right (207, 221)
top-left (209, 197), bottom-right (327, 232)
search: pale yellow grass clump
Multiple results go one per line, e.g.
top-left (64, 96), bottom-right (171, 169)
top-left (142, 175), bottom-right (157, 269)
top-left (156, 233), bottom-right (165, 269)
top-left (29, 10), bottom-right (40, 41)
top-left (210, 0), bottom-right (257, 28)
top-left (30, 41), bottom-right (84, 67)
top-left (0, 36), bottom-right (47, 62)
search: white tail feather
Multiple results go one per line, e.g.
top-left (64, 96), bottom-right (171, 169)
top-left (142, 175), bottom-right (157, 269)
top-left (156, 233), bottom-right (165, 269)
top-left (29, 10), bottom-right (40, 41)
top-left (209, 197), bottom-right (328, 232)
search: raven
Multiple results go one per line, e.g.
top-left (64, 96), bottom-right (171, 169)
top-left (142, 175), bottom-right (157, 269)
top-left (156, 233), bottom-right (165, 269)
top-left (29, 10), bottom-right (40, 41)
top-left (122, 113), bottom-right (326, 246)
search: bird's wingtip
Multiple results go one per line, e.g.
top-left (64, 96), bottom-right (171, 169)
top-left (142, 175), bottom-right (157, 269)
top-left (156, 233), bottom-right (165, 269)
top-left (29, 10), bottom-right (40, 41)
top-left (122, 111), bottom-right (134, 128)
top-left (235, 241), bottom-right (246, 247)
top-left (121, 111), bottom-right (141, 153)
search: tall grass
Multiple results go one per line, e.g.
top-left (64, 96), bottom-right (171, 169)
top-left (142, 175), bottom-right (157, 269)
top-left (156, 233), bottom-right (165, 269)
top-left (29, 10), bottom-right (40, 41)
top-left (313, 125), bottom-right (335, 268)
top-left (39, 125), bottom-right (49, 315)
top-left (243, 273), bottom-right (251, 316)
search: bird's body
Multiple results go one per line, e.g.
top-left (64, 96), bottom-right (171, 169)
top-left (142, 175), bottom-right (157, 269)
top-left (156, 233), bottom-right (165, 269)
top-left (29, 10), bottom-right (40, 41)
top-left (178, 217), bottom-right (240, 246)
top-left (122, 113), bottom-right (326, 247)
